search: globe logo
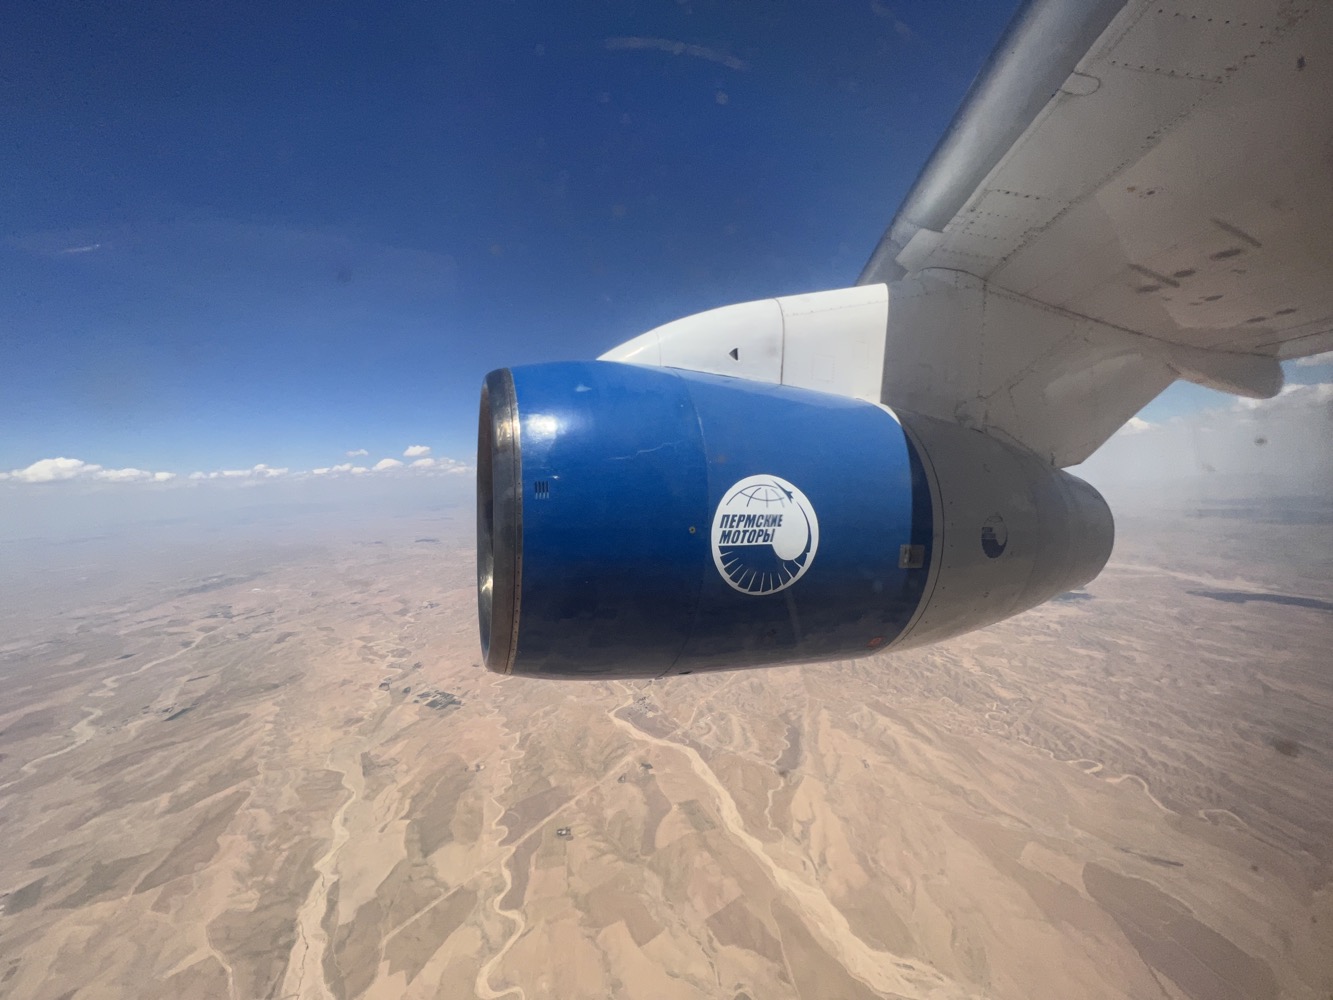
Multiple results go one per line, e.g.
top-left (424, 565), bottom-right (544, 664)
top-left (711, 475), bottom-right (820, 595)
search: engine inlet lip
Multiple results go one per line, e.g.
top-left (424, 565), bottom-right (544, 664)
top-left (477, 368), bottom-right (522, 673)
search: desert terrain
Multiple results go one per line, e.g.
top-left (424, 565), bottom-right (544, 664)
top-left (0, 495), bottom-right (1330, 999)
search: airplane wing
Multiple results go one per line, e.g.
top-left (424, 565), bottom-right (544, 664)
top-left (859, 0), bottom-right (1333, 467)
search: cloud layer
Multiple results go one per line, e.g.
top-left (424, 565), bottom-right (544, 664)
top-left (2, 457), bottom-right (177, 484)
top-left (5, 450), bottom-right (470, 486)
top-left (1294, 350), bottom-right (1333, 368)
top-left (1075, 381), bottom-right (1333, 500)
top-left (187, 464), bottom-right (289, 481)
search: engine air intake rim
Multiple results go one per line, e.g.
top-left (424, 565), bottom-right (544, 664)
top-left (477, 368), bottom-right (522, 673)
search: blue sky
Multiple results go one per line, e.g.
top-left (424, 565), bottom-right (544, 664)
top-left (3, 0), bottom-right (1026, 477)
top-left (4, 0), bottom-right (1328, 485)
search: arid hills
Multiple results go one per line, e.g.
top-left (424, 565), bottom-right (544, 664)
top-left (1, 498), bottom-right (1329, 999)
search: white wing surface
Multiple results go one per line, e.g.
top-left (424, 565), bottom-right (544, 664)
top-left (861, 0), bottom-right (1333, 466)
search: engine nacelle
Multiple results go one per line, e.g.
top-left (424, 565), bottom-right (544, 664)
top-left (477, 361), bottom-right (1112, 678)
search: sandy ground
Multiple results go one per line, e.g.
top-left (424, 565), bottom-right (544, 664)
top-left (0, 500), bottom-right (1330, 999)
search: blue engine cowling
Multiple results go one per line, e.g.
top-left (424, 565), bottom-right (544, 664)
top-left (477, 361), bottom-right (1113, 678)
top-left (479, 360), bottom-right (933, 678)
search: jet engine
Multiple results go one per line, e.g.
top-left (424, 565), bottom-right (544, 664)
top-left (477, 361), bottom-right (1112, 678)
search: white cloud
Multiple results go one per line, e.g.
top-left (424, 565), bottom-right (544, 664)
top-left (1234, 381), bottom-right (1331, 412)
top-left (82, 452), bottom-right (473, 487)
top-left (346, 448), bottom-right (369, 457)
top-left (407, 456), bottom-right (471, 475)
top-left (11, 457), bottom-right (99, 483)
top-left (306, 455), bottom-right (472, 477)
top-left (7, 456), bottom-right (180, 485)
top-left (1117, 416), bottom-right (1154, 435)
top-left (1075, 381), bottom-right (1333, 501)
top-left (184, 463), bottom-right (289, 481)
top-left (94, 467), bottom-right (151, 482)
top-left (404, 444), bottom-right (431, 457)
top-left (1294, 350), bottom-right (1333, 368)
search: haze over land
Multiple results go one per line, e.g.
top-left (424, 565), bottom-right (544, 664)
top-left (1, 471), bottom-right (1330, 1000)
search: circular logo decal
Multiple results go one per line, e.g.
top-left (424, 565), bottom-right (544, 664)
top-left (981, 514), bottom-right (1008, 558)
top-left (711, 475), bottom-right (819, 595)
